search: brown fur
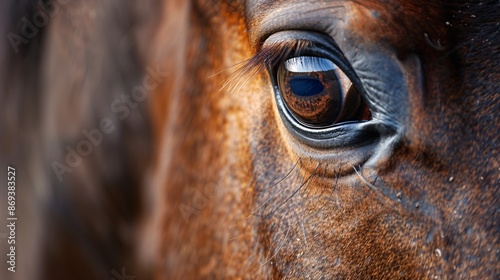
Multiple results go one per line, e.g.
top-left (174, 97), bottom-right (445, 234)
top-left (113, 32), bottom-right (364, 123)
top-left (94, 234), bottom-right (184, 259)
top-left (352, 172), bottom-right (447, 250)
top-left (0, 0), bottom-right (498, 279)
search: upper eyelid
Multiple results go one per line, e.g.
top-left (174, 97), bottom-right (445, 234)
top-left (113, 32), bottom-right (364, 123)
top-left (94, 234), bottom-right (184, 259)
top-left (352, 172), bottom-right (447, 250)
top-left (223, 31), bottom-right (360, 97)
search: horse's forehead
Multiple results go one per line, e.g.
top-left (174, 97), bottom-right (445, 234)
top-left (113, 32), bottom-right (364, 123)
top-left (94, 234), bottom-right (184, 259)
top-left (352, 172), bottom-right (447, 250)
top-left (244, 1), bottom-right (438, 59)
top-left (244, 0), bottom-right (496, 50)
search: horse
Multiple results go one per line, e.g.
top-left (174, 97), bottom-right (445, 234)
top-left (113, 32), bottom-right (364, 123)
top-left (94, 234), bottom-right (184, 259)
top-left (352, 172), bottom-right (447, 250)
top-left (0, 0), bottom-right (498, 279)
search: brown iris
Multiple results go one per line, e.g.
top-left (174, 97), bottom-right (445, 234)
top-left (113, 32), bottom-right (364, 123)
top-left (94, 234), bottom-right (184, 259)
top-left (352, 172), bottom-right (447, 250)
top-left (277, 56), bottom-right (371, 128)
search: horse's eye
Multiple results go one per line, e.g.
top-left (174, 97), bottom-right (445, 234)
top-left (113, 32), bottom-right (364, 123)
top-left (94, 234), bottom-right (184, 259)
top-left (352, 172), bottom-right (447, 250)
top-left (276, 56), bottom-right (371, 128)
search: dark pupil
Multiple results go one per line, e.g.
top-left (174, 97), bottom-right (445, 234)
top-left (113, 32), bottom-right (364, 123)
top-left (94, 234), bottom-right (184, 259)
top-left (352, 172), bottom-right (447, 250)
top-left (289, 77), bottom-right (325, 96)
top-left (277, 56), bottom-right (344, 127)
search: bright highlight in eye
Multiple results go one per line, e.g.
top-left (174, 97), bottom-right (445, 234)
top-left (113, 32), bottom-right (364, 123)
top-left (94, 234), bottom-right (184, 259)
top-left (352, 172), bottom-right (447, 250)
top-left (284, 56), bottom-right (336, 72)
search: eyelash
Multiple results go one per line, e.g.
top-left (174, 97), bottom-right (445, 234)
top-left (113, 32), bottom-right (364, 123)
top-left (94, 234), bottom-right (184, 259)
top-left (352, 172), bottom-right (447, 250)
top-left (221, 39), bottom-right (313, 93)
top-left (250, 39), bottom-right (313, 70)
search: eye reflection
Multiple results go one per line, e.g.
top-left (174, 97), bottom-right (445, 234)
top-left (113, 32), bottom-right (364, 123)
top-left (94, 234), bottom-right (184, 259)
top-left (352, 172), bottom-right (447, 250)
top-left (277, 56), bottom-right (370, 128)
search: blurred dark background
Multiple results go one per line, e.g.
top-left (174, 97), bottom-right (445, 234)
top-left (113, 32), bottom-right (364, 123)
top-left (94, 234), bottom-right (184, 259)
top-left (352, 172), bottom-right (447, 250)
top-left (0, 1), bottom-right (165, 279)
